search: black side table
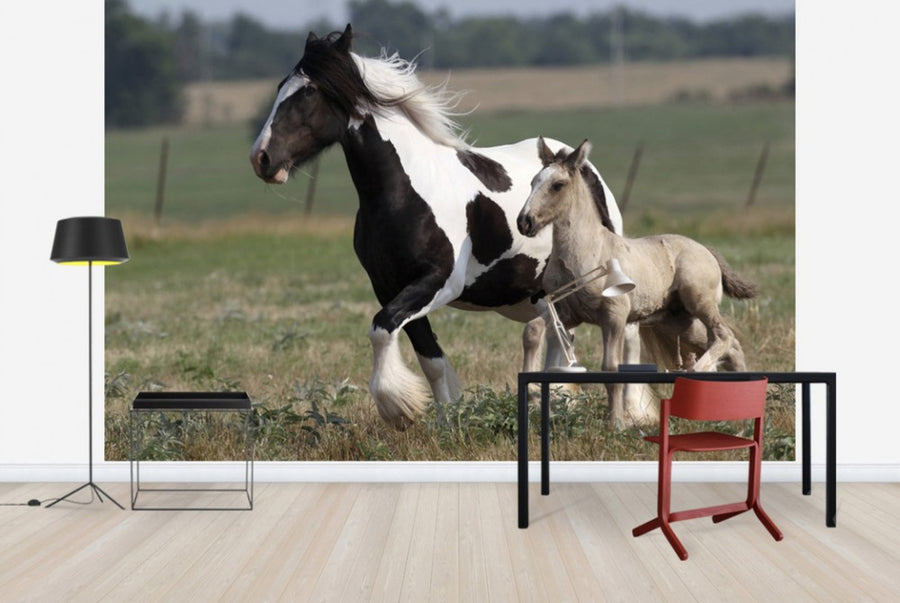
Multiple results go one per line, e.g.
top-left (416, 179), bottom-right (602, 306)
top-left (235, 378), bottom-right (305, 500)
top-left (130, 391), bottom-right (254, 511)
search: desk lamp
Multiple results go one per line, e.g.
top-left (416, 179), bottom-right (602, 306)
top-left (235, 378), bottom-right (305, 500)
top-left (47, 217), bottom-right (129, 509)
top-left (545, 258), bottom-right (635, 372)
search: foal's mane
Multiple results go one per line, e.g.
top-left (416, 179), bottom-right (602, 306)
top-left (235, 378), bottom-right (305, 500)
top-left (297, 30), bottom-right (469, 150)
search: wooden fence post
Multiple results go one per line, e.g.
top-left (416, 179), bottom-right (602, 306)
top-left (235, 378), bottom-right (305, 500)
top-left (746, 141), bottom-right (770, 208)
top-left (154, 137), bottom-right (170, 229)
top-left (620, 142), bottom-right (643, 214)
top-left (304, 156), bottom-right (320, 217)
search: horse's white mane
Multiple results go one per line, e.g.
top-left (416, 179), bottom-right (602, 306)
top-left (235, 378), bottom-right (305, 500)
top-left (351, 51), bottom-right (470, 150)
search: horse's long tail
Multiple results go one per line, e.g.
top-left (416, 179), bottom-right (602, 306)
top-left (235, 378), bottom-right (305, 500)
top-left (708, 246), bottom-right (758, 299)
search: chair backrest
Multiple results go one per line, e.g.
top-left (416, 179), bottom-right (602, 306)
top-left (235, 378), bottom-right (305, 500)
top-left (669, 377), bottom-right (768, 421)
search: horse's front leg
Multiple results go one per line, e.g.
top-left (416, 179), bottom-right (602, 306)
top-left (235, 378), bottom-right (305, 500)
top-left (369, 276), bottom-right (459, 429)
top-left (405, 317), bottom-right (462, 415)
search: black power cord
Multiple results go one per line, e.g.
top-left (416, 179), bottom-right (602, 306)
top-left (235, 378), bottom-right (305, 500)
top-left (2, 498), bottom-right (55, 507)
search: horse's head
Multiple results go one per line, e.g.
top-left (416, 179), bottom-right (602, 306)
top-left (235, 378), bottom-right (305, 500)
top-left (517, 137), bottom-right (592, 237)
top-left (250, 24), bottom-right (372, 183)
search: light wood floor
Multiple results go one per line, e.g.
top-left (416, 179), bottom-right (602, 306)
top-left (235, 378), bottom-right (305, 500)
top-left (1, 481), bottom-right (898, 601)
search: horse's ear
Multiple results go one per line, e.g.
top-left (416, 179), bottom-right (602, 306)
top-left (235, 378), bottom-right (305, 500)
top-left (334, 24), bottom-right (353, 53)
top-left (565, 139), bottom-right (592, 171)
top-left (306, 31), bottom-right (318, 47)
top-left (537, 136), bottom-right (555, 166)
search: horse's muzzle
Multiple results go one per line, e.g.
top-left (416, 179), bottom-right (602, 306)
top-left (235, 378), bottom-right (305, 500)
top-left (250, 149), bottom-right (289, 184)
top-left (517, 214), bottom-right (537, 237)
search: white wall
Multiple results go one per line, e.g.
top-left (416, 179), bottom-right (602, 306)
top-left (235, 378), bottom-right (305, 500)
top-left (1, 2), bottom-right (898, 480)
top-left (1, 3), bottom-right (106, 465)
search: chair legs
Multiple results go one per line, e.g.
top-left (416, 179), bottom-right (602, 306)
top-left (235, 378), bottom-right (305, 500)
top-left (633, 517), bottom-right (688, 560)
top-left (752, 503), bottom-right (784, 541)
top-left (633, 446), bottom-right (782, 560)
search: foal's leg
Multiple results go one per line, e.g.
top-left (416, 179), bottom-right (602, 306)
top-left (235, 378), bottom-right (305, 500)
top-left (720, 336), bottom-right (747, 371)
top-left (692, 318), bottom-right (738, 372)
top-left (522, 316), bottom-right (546, 372)
top-left (600, 310), bottom-right (629, 428)
top-left (621, 323), bottom-right (658, 423)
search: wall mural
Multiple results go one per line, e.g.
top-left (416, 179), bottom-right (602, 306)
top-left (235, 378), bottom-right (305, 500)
top-left (104, 6), bottom-right (796, 464)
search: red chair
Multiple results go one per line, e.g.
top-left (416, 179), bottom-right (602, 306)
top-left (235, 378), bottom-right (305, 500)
top-left (633, 377), bottom-right (783, 560)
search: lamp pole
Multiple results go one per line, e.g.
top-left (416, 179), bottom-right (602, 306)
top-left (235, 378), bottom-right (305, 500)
top-left (88, 260), bottom-right (93, 487)
top-left (47, 260), bottom-right (124, 509)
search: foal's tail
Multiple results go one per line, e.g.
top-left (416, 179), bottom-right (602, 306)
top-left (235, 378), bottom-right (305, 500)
top-left (708, 246), bottom-right (758, 299)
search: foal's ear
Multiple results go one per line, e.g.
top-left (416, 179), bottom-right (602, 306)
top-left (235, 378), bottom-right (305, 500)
top-left (334, 24), bottom-right (353, 53)
top-left (306, 31), bottom-right (318, 46)
top-left (537, 136), bottom-right (555, 166)
top-left (565, 139), bottom-right (592, 171)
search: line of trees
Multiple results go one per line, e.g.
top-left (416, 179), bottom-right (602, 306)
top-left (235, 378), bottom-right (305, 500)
top-left (106, 0), bottom-right (795, 127)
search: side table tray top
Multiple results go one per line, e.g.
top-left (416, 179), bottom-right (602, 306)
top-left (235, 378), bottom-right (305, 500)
top-left (130, 391), bottom-right (254, 511)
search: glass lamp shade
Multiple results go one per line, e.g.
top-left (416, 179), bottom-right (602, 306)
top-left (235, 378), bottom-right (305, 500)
top-left (50, 217), bottom-right (129, 265)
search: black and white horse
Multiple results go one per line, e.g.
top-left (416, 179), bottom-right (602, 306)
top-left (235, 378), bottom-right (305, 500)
top-left (249, 25), bottom-right (638, 427)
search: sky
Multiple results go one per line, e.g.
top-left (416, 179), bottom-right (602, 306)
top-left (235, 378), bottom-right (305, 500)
top-left (129, 0), bottom-right (795, 30)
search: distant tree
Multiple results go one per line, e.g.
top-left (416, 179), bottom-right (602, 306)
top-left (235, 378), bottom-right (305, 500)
top-left (349, 0), bottom-right (434, 62)
top-left (531, 14), bottom-right (596, 65)
top-left (620, 10), bottom-right (695, 60)
top-left (216, 13), bottom-right (300, 78)
top-left (433, 17), bottom-right (536, 68)
top-left (105, 0), bottom-right (183, 127)
top-left (698, 14), bottom-right (795, 57)
top-left (116, 0), bottom-right (795, 93)
top-left (173, 11), bottom-right (210, 81)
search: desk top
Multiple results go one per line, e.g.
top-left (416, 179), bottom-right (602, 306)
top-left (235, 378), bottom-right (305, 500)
top-left (518, 371), bottom-right (835, 385)
top-left (132, 391), bottom-right (252, 410)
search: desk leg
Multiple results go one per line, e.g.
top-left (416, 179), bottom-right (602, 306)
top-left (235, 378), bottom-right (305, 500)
top-left (802, 383), bottom-right (811, 495)
top-left (541, 382), bottom-right (550, 496)
top-left (827, 379), bottom-right (837, 527)
top-left (518, 376), bottom-right (529, 529)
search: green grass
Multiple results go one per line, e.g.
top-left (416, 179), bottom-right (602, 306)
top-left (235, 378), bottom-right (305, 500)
top-left (104, 100), bottom-right (795, 462)
top-left (105, 101), bottom-right (794, 221)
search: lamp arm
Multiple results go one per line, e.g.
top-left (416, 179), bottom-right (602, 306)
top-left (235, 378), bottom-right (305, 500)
top-left (545, 297), bottom-right (578, 367)
top-left (545, 264), bottom-right (609, 305)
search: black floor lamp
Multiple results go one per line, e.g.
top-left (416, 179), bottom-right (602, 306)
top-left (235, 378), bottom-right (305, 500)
top-left (47, 217), bottom-right (129, 509)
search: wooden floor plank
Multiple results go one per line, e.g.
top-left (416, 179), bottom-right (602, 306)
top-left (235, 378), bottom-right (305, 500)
top-left (428, 482), bottom-right (461, 602)
top-left (475, 483), bottom-right (518, 602)
top-left (369, 483), bottom-right (419, 601)
top-left (457, 483), bottom-right (490, 602)
top-left (398, 483), bottom-right (440, 601)
top-left (217, 483), bottom-right (327, 600)
top-left (320, 483), bottom-right (401, 602)
top-left (1, 482), bottom-right (899, 601)
top-left (606, 481), bottom-right (745, 601)
top-left (497, 482), bottom-right (578, 601)
top-left (276, 483), bottom-right (364, 600)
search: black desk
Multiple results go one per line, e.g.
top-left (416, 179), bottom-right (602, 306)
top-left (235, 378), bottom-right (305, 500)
top-left (517, 371), bottom-right (837, 528)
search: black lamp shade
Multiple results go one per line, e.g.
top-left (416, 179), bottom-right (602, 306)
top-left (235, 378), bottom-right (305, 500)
top-left (50, 217), bottom-right (129, 265)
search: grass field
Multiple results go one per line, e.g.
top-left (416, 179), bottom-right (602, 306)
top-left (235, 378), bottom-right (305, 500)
top-left (104, 92), bottom-right (795, 462)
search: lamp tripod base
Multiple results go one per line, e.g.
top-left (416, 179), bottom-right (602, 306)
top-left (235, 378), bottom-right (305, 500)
top-left (46, 481), bottom-right (125, 510)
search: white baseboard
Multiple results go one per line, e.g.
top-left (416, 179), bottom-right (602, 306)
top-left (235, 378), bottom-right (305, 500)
top-left (2, 462), bottom-right (898, 483)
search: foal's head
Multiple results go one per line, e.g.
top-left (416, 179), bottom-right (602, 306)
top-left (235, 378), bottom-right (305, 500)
top-left (517, 137), bottom-right (592, 237)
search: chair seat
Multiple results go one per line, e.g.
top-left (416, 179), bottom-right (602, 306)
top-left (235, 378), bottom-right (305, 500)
top-left (645, 431), bottom-right (755, 452)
